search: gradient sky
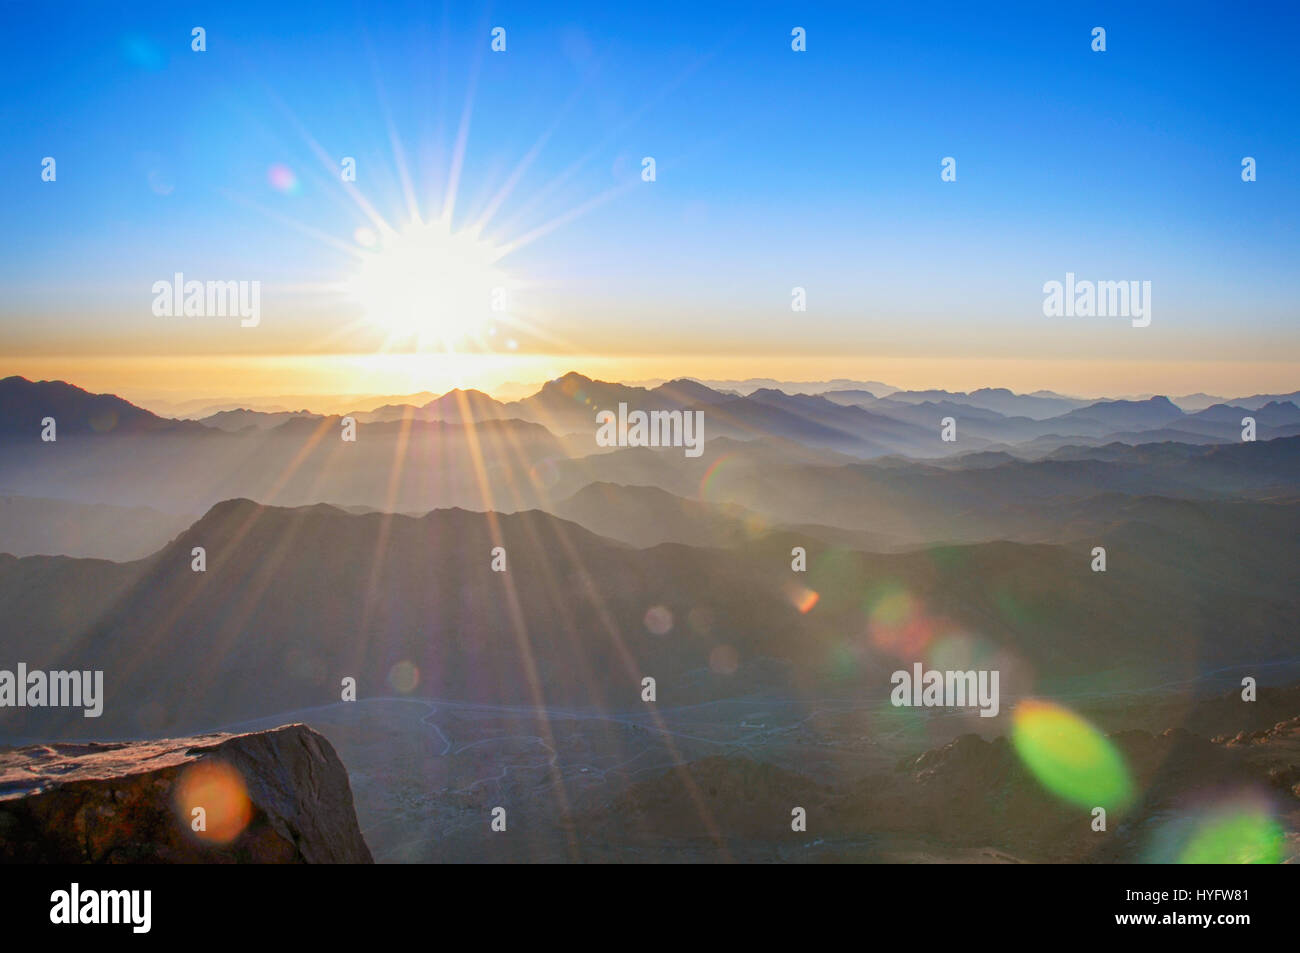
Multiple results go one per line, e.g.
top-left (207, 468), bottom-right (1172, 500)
top-left (2, 1), bottom-right (1298, 401)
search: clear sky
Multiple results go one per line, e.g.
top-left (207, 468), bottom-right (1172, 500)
top-left (2, 1), bottom-right (1297, 401)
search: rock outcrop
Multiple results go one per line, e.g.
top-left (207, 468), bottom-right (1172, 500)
top-left (0, 724), bottom-right (372, 863)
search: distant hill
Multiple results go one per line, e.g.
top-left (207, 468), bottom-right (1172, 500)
top-left (352, 388), bottom-right (512, 424)
top-left (1228, 390), bottom-right (1300, 411)
top-left (690, 377), bottom-right (897, 397)
top-left (0, 407), bottom-right (567, 515)
top-left (854, 386), bottom-right (1087, 420)
top-left (198, 408), bottom-right (321, 431)
top-left (0, 376), bottom-right (207, 437)
top-left (3, 374), bottom-right (1298, 552)
top-left (549, 435), bottom-right (1300, 542)
top-left (3, 497), bottom-right (1296, 740)
top-left (1047, 396), bottom-right (1186, 434)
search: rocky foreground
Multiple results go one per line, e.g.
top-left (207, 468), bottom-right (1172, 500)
top-left (0, 724), bottom-right (372, 863)
top-left (563, 710), bottom-right (1300, 862)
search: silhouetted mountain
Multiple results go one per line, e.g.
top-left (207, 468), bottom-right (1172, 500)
top-left (493, 373), bottom-right (943, 455)
top-left (1042, 434), bottom-right (1300, 477)
top-left (423, 387), bottom-right (513, 420)
top-left (1171, 392), bottom-right (1229, 412)
top-left (1228, 390), bottom-right (1300, 411)
top-left (5, 375), bottom-right (1300, 559)
top-left (852, 386), bottom-right (1087, 420)
top-left (549, 435), bottom-right (1300, 543)
top-left (964, 387), bottom-right (1088, 419)
top-left (0, 377), bottom-right (206, 437)
top-left (651, 378), bottom-right (736, 405)
top-left (1046, 396), bottom-right (1185, 434)
top-left (198, 408), bottom-right (321, 431)
top-left (504, 372), bottom-right (727, 434)
top-left (835, 395), bottom-right (1042, 444)
top-left (695, 377), bottom-right (896, 397)
top-left (713, 390), bottom-right (943, 456)
top-left (354, 388), bottom-right (512, 424)
top-left (1188, 400), bottom-right (1300, 427)
top-left (3, 495), bottom-right (1296, 742)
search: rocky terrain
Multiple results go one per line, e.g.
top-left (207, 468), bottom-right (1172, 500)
top-left (554, 688), bottom-right (1300, 863)
top-left (0, 724), bottom-right (372, 863)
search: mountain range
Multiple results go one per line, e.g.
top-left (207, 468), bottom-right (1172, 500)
top-left (1, 369), bottom-right (1297, 863)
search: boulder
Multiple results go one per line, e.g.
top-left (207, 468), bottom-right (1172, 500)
top-left (0, 724), bottom-right (372, 863)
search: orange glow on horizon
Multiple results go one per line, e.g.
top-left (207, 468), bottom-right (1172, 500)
top-left (2, 353), bottom-right (1296, 411)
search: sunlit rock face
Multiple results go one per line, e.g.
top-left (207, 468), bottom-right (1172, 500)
top-left (0, 724), bottom-right (372, 863)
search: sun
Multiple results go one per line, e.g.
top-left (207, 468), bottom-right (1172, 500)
top-left (346, 221), bottom-right (509, 348)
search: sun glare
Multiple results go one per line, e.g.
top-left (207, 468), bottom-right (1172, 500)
top-left (346, 222), bottom-right (508, 348)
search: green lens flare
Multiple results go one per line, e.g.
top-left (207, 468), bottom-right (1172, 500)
top-left (1011, 699), bottom-right (1134, 811)
top-left (1179, 809), bottom-right (1284, 864)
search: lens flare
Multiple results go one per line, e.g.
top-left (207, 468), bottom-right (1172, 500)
top-left (1178, 805), bottom-right (1284, 864)
top-left (783, 581), bottom-right (819, 614)
top-left (267, 163), bottom-right (301, 194)
top-left (174, 760), bottom-right (253, 844)
top-left (644, 605), bottom-right (673, 635)
top-left (869, 587), bottom-right (914, 627)
top-left (741, 511), bottom-right (770, 538)
top-left (387, 660), bottom-right (420, 693)
top-left (1011, 699), bottom-right (1134, 811)
top-left (698, 454), bottom-right (736, 502)
top-left (865, 585), bottom-right (933, 657)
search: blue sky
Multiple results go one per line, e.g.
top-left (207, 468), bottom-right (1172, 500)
top-left (1, 1), bottom-right (1297, 396)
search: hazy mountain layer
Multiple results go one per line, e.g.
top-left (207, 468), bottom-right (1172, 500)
top-left (2, 496), bottom-right (1295, 744)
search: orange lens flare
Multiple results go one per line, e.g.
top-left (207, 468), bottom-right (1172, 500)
top-left (175, 760), bottom-right (254, 844)
top-left (784, 582), bottom-right (820, 614)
